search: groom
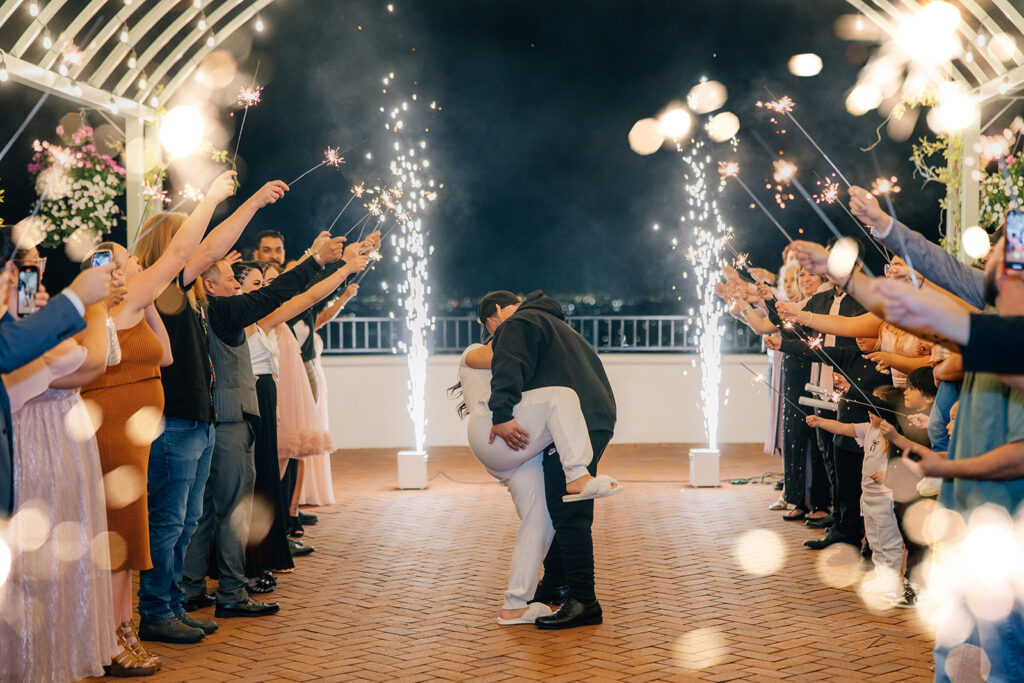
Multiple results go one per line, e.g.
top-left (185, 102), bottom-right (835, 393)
top-left (480, 290), bottom-right (616, 629)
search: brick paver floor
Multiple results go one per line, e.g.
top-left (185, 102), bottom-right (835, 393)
top-left (95, 444), bottom-right (935, 682)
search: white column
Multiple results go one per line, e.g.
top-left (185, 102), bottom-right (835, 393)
top-left (959, 117), bottom-right (981, 263)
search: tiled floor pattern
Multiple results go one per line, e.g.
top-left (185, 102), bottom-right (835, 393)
top-left (92, 444), bottom-right (934, 682)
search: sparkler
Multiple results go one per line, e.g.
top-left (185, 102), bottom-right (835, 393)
top-left (762, 88), bottom-right (851, 188)
top-left (740, 363), bottom-right (809, 415)
top-left (288, 146), bottom-right (345, 186)
top-left (721, 162), bottom-right (795, 242)
top-left (870, 176), bottom-right (901, 196)
top-left (0, 90), bottom-right (51, 164)
top-left (231, 61), bottom-right (262, 167)
top-left (180, 183), bottom-right (204, 202)
top-left (870, 154), bottom-right (915, 286)
top-left (130, 198), bottom-right (188, 250)
top-left (814, 179), bottom-right (840, 205)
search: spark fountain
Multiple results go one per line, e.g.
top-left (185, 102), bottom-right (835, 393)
top-left (678, 133), bottom-right (734, 487)
top-left (382, 74), bottom-right (440, 489)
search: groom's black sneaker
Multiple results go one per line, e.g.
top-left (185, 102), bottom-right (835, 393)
top-left (530, 584), bottom-right (569, 605)
top-left (535, 598), bottom-right (602, 630)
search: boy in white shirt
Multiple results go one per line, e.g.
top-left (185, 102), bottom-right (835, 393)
top-left (807, 385), bottom-right (905, 594)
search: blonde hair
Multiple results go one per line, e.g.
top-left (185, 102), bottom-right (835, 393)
top-left (132, 212), bottom-right (188, 269)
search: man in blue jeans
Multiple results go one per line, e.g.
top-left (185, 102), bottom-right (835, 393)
top-left (138, 180), bottom-right (290, 643)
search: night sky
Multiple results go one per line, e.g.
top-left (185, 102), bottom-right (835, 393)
top-left (1, 0), bottom-right (948, 310)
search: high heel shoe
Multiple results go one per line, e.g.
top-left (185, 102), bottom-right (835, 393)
top-left (104, 622), bottom-right (161, 677)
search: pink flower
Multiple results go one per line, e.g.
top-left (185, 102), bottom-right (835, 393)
top-left (55, 125), bottom-right (64, 135)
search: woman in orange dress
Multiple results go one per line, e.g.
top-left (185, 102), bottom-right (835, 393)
top-left (80, 171), bottom-right (237, 677)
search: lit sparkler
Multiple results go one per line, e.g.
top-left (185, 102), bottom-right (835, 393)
top-left (231, 61), bottom-right (262, 167)
top-left (288, 146), bottom-right (346, 186)
top-left (815, 179), bottom-right (840, 204)
top-left (717, 160), bottom-right (739, 179)
top-left (723, 170), bottom-right (795, 242)
top-left (757, 96), bottom-right (795, 114)
top-left (142, 182), bottom-right (170, 205)
top-left (871, 175), bottom-right (901, 196)
top-left (772, 159), bottom-right (797, 184)
top-left (180, 183), bottom-right (204, 202)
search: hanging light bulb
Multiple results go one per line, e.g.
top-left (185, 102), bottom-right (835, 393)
top-left (127, 50), bottom-right (136, 69)
top-left (137, 72), bottom-right (147, 90)
top-left (119, 23), bottom-right (129, 43)
top-left (254, 14), bottom-right (264, 31)
top-left (109, 96), bottom-right (119, 114)
top-left (28, 2), bottom-right (39, 17)
top-left (0, 51), bottom-right (8, 83)
top-left (57, 62), bottom-right (67, 75)
top-left (205, 31), bottom-right (215, 48)
top-left (41, 28), bottom-right (52, 50)
top-left (197, 12), bottom-right (207, 30)
top-left (193, 0), bottom-right (201, 7)
top-left (149, 95), bottom-right (158, 107)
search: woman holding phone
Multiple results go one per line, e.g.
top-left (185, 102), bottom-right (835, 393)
top-left (80, 171), bottom-right (237, 676)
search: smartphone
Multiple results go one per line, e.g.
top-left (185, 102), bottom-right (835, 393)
top-left (1006, 211), bottom-right (1024, 271)
top-left (17, 265), bottom-right (39, 316)
top-left (91, 249), bottom-right (112, 268)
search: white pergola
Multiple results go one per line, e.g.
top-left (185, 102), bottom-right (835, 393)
top-left (845, 0), bottom-right (1024, 256)
top-left (0, 0), bottom-right (274, 241)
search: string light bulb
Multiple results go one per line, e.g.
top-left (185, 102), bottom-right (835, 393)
top-left (197, 12), bottom-right (207, 30)
top-left (127, 50), bottom-right (137, 69)
top-left (41, 28), bottom-right (52, 49)
top-left (205, 32), bottom-right (215, 48)
top-left (119, 24), bottom-right (129, 43)
top-left (254, 14), bottom-right (264, 31)
top-left (137, 72), bottom-right (147, 90)
top-left (28, 2), bottom-right (39, 17)
top-left (109, 96), bottom-right (118, 114)
top-left (0, 51), bottom-right (8, 82)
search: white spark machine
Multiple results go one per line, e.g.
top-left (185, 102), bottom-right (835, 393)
top-left (397, 450), bottom-right (428, 489)
top-left (688, 448), bottom-right (720, 488)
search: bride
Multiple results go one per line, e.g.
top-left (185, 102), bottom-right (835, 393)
top-left (453, 338), bottom-right (619, 625)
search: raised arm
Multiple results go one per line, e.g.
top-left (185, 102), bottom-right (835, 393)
top-left (258, 255), bottom-right (367, 331)
top-left (50, 303), bottom-right (110, 388)
top-left (183, 180), bottom-right (290, 286)
top-left (127, 172), bottom-right (237, 312)
top-left (315, 284), bottom-right (358, 329)
top-left (849, 186), bottom-right (985, 307)
top-left (779, 302), bottom-right (883, 339)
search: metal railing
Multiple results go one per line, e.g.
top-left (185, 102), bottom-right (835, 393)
top-left (320, 315), bottom-right (763, 355)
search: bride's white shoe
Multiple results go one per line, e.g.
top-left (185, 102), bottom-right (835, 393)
top-left (497, 602), bottom-right (553, 625)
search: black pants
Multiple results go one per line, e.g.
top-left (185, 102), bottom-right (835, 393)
top-left (535, 429), bottom-right (613, 605)
top-left (816, 424), bottom-right (839, 513)
top-left (833, 444), bottom-right (865, 542)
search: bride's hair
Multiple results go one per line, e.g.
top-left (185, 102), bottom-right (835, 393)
top-left (448, 382), bottom-right (469, 419)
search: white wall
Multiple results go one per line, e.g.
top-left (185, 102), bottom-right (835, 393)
top-left (321, 353), bottom-right (771, 449)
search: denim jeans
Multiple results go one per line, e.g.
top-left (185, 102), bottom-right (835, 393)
top-left (137, 419), bottom-right (215, 621)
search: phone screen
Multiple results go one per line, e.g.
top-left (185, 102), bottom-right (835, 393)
top-left (17, 266), bottom-right (39, 316)
top-left (91, 250), bottom-right (112, 268)
top-left (1006, 211), bottom-right (1024, 271)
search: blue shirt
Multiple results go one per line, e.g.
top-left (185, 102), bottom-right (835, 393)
top-left (940, 371), bottom-right (1024, 514)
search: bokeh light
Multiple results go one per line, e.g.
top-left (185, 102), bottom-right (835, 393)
top-left (962, 226), bottom-right (991, 260)
top-left (686, 80), bottom-right (727, 114)
top-left (91, 530), bottom-right (125, 571)
top-left (945, 644), bottom-right (991, 683)
top-left (159, 105), bottom-right (205, 158)
top-left (628, 117), bottom-right (664, 155)
top-left (64, 226), bottom-right (101, 264)
top-left (706, 112), bottom-right (740, 143)
top-left (845, 83), bottom-right (883, 116)
top-left (788, 53), bottom-right (822, 77)
top-left (658, 107), bottom-right (692, 141)
top-left (64, 399), bottom-right (102, 443)
top-left (245, 494), bottom-right (275, 546)
top-left (894, 1), bottom-right (961, 67)
top-left (733, 528), bottom-right (786, 576)
top-left (815, 542), bottom-right (863, 588)
top-left (52, 521), bottom-right (88, 562)
top-left (125, 406), bottom-right (165, 447)
top-left (0, 540), bottom-right (10, 587)
top-left (927, 84), bottom-right (976, 134)
top-left (827, 237), bottom-right (859, 280)
top-left (7, 503), bottom-right (51, 553)
top-left (103, 465), bottom-right (146, 510)
top-left (672, 627), bottom-right (729, 670)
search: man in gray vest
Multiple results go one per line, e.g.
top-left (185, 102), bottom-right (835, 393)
top-left (182, 231), bottom-right (345, 618)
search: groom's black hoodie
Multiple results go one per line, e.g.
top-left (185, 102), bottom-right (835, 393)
top-left (488, 291), bottom-right (616, 434)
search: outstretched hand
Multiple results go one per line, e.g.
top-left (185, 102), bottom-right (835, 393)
top-left (250, 180), bottom-right (289, 209)
top-left (848, 185), bottom-right (889, 232)
top-left (206, 171), bottom-right (238, 205)
top-left (788, 240), bottom-right (829, 276)
top-left (490, 419), bottom-right (530, 451)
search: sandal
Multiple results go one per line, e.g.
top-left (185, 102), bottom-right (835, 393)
top-left (104, 623), bottom-right (161, 677)
top-left (768, 496), bottom-right (789, 511)
top-left (262, 570), bottom-right (278, 587)
top-left (246, 575), bottom-right (275, 594)
top-left (783, 506), bottom-right (808, 521)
